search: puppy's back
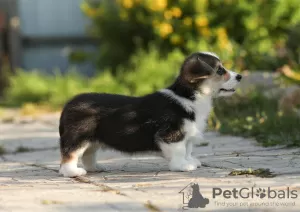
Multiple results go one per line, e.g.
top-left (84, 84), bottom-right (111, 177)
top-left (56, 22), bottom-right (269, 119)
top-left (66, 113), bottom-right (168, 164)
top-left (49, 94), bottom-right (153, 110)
top-left (59, 93), bottom-right (139, 136)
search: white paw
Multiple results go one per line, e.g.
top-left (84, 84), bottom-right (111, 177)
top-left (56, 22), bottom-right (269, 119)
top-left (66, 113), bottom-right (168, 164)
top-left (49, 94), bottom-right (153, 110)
top-left (59, 165), bottom-right (87, 177)
top-left (169, 159), bottom-right (197, 172)
top-left (84, 164), bottom-right (104, 172)
top-left (187, 157), bottom-right (202, 167)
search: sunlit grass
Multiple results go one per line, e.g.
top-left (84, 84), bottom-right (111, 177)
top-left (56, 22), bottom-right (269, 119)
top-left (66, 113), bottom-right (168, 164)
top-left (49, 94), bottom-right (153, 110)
top-left (0, 69), bottom-right (129, 108)
top-left (209, 90), bottom-right (300, 147)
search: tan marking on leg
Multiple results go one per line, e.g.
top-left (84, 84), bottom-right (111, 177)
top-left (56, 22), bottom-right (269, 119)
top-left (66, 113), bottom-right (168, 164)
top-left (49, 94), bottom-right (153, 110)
top-left (59, 144), bottom-right (90, 177)
top-left (61, 153), bottom-right (76, 164)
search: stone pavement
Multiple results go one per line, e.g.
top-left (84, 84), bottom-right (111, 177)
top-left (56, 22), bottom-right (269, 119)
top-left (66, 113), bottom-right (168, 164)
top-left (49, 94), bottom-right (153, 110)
top-left (0, 118), bottom-right (300, 212)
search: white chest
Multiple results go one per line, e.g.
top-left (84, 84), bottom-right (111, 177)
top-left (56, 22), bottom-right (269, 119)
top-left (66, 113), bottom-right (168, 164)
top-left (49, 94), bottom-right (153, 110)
top-left (183, 96), bottom-right (212, 139)
top-left (158, 89), bottom-right (212, 140)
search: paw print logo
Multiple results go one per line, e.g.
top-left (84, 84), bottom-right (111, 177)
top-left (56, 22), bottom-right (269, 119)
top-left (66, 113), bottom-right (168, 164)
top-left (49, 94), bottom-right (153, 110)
top-left (256, 188), bottom-right (266, 199)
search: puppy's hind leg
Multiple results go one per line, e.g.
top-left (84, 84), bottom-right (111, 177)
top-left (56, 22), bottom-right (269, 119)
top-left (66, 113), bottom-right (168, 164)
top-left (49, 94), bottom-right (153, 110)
top-left (59, 142), bottom-right (89, 177)
top-left (82, 143), bottom-right (104, 172)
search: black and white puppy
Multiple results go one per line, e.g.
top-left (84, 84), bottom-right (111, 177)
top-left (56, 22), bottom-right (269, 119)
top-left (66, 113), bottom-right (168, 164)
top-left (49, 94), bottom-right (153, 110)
top-left (58, 52), bottom-right (242, 177)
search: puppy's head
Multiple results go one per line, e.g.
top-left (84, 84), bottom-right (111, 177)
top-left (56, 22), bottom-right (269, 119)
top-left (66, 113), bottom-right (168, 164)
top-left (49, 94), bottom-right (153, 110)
top-left (179, 52), bottom-right (242, 97)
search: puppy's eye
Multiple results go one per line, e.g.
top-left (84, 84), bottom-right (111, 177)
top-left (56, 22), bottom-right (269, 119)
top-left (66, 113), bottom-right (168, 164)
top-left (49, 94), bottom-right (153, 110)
top-left (217, 67), bottom-right (226, 75)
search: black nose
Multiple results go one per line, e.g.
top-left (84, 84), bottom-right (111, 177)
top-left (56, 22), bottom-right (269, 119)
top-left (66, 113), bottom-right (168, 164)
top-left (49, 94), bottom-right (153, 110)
top-left (236, 74), bottom-right (242, 81)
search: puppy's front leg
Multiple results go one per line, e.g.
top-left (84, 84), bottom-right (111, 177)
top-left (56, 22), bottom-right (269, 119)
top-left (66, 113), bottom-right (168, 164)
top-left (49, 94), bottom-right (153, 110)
top-left (185, 140), bottom-right (202, 167)
top-left (160, 140), bottom-right (197, 172)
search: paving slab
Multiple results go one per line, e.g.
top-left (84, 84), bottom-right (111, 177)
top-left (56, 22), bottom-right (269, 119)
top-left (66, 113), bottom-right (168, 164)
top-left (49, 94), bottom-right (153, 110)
top-left (1, 121), bottom-right (300, 212)
top-left (0, 122), bottom-right (59, 152)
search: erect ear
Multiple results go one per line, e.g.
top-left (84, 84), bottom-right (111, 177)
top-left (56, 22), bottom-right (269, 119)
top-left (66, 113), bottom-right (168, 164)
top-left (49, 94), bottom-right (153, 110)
top-left (182, 56), bottom-right (214, 83)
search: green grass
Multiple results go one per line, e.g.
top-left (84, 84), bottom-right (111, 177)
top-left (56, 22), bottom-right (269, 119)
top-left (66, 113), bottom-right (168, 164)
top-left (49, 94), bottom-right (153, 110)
top-left (229, 168), bottom-right (276, 178)
top-left (209, 90), bottom-right (300, 147)
top-left (0, 48), bottom-right (183, 108)
top-left (0, 145), bottom-right (6, 155)
top-left (15, 146), bottom-right (33, 153)
top-left (0, 69), bottom-right (130, 108)
top-left (196, 142), bottom-right (209, 147)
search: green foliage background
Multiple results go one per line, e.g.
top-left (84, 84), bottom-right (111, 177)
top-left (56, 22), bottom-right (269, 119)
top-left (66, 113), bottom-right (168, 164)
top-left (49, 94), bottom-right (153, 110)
top-left (80, 0), bottom-right (300, 72)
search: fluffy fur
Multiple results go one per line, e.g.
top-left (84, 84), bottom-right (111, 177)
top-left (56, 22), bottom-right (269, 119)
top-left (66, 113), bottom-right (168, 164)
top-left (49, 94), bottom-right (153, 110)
top-left (58, 52), bottom-right (242, 177)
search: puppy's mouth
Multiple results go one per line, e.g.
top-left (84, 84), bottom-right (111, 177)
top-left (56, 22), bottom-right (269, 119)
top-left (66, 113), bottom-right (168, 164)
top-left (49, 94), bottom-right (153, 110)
top-left (219, 88), bottom-right (235, 92)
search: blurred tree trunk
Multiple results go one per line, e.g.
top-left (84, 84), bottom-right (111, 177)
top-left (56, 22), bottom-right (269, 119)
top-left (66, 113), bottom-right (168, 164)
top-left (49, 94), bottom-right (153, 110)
top-left (0, 10), bottom-right (8, 98)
